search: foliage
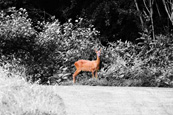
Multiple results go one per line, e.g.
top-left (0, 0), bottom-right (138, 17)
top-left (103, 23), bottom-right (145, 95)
top-left (0, 7), bottom-right (36, 57)
top-left (98, 34), bottom-right (173, 87)
top-left (81, 0), bottom-right (140, 42)
top-left (137, 34), bottom-right (173, 67)
top-left (35, 17), bottom-right (101, 84)
top-left (0, 8), bottom-right (173, 87)
top-left (0, 8), bottom-right (101, 84)
top-left (0, 0), bottom-right (172, 43)
top-left (0, 7), bottom-right (38, 82)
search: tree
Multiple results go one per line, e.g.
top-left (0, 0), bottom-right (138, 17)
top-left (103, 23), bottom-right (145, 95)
top-left (81, 0), bottom-right (140, 42)
top-left (143, 0), bottom-right (155, 39)
top-left (162, 0), bottom-right (173, 25)
top-left (134, 0), bottom-right (144, 30)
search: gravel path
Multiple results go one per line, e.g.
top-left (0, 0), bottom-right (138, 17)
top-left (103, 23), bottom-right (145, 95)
top-left (55, 86), bottom-right (173, 115)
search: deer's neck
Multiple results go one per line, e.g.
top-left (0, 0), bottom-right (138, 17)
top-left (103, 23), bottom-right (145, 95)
top-left (96, 56), bottom-right (100, 65)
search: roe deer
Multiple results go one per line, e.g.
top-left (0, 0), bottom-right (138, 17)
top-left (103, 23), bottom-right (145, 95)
top-left (73, 49), bottom-right (101, 83)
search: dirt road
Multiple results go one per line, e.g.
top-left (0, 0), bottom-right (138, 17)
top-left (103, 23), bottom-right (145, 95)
top-left (55, 86), bottom-right (173, 115)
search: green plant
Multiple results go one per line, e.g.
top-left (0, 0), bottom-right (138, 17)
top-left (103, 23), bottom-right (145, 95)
top-left (34, 18), bottom-right (101, 84)
top-left (0, 7), bottom-right (37, 57)
top-left (0, 8), bottom-right (102, 84)
top-left (137, 34), bottom-right (173, 67)
top-left (99, 40), bottom-right (137, 79)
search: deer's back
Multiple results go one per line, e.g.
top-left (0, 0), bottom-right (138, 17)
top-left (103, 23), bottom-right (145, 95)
top-left (74, 60), bottom-right (97, 71)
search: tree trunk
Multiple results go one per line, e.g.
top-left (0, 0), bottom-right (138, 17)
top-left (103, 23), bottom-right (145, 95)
top-left (143, 0), bottom-right (155, 39)
top-left (162, 0), bottom-right (173, 25)
top-left (134, 0), bottom-right (144, 30)
top-left (149, 0), bottom-right (155, 39)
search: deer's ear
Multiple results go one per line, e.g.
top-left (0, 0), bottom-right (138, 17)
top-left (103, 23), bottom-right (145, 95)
top-left (94, 48), bottom-right (97, 52)
top-left (99, 48), bottom-right (101, 52)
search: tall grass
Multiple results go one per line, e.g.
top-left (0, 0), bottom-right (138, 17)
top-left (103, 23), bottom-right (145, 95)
top-left (0, 67), bottom-right (66, 115)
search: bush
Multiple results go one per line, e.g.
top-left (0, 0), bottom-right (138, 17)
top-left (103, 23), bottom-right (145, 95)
top-left (0, 7), bottom-right (37, 58)
top-left (98, 34), bottom-right (173, 87)
top-left (99, 40), bottom-right (137, 79)
top-left (34, 18), bottom-right (101, 84)
top-left (137, 34), bottom-right (173, 67)
top-left (0, 7), bottom-right (102, 84)
top-left (0, 7), bottom-right (173, 87)
top-left (0, 7), bottom-right (38, 81)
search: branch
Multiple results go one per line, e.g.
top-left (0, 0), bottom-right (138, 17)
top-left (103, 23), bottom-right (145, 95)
top-left (152, 0), bottom-right (155, 5)
top-left (134, 0), bottom-right (144, 30)
top-left (143, 0), bottom-right (150, 14)
top-left (162, 0), bottom-right (171, 21)
top-left (156, 1), bottom-right (161, 17)
top-left (167, 1), bottom-right (171, 13)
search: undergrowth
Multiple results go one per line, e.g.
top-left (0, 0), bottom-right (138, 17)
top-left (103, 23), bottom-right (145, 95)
top-left (0, 7), bottom-right (173, 87)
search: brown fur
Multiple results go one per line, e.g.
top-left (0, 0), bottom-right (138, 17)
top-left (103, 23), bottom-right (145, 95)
top-left (73, 50), bottom-right (101, 83)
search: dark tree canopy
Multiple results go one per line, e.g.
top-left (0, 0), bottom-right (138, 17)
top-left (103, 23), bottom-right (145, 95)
top-left (0, 0), bottom-right (172, 44)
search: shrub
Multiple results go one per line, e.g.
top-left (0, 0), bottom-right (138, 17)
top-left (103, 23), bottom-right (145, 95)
top-left (0, 7), bottom-right (38, 81)
top-left (98, 34), bottom-right (173, 87)
top-left (99, 40), bottom-right (137, 79)
top-left (137, 34), bottom-right (173, 67)
top-left (1, 7), bottom-right (173, 87)
top-left (34, 18), bottom-right (101, 84)
top-left (0, 8), bottom-right (102, 84)
top-left (0, 7), bottom-right (37, 58)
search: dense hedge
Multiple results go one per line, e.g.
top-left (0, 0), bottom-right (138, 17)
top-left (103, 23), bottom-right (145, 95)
top-left (0, 8), bottom-right (173, 87)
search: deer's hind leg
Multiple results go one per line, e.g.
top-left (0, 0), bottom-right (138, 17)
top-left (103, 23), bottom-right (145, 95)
top-left (95, 71), bottom-right (98, 79)
top-left (73, 69), bottom-right (81, 83)
top-left (91, 70), bottom-right (95, 78)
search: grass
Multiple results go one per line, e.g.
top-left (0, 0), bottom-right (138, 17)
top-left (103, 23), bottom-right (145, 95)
top-left (0, 67), bottom-right (66, 115)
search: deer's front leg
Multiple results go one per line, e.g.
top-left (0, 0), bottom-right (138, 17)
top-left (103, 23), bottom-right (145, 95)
top-left (92, 70), bottom-right (94, 78)
top-left (95, 71), bottom-right (98, 79)
top-left (73, 69), bottom-right (81, 83)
